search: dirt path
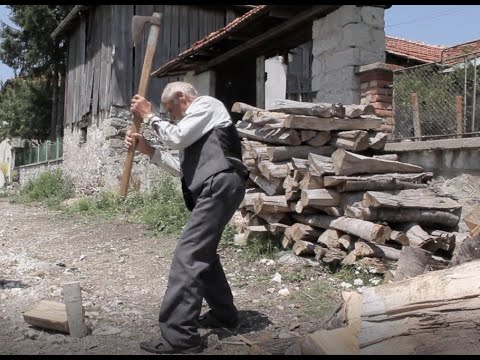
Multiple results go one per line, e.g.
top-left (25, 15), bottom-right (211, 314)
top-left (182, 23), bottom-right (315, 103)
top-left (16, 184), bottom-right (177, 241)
top-left (0, 199), bottom-right (344, 355)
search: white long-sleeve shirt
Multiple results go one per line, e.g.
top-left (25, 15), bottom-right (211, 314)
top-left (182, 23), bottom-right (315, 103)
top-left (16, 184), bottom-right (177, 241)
top-left (147, 96), bottom-right (233, 177)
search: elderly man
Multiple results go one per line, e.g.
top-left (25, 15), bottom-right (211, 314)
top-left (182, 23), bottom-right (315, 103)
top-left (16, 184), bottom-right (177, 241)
top-left (125, 82), bottom-right (248, 354)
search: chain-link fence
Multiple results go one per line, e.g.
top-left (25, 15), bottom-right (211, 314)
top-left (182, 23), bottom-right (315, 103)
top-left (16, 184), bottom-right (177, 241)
top-left (393, 50), bottom-right (480, 140)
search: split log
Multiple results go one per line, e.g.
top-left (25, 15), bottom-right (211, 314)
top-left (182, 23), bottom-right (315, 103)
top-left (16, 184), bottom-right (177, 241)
top-left (372, 154), bottom-right (398, 161)
top-left (338, 234), bottom-right (355, 252)
top-left (359, 259), bottom-right (480, 355)
top-left (291, 158), bottom-right (309, 171)
top-left (252, 195), bottom-right (290, 214)
top-left (292, 213), bottom-right (337, 230)
top-left (283, 115), bottom-right (384, 131)
top-left (330, 217), bottom-right (391, 244)
top-left (267, 99), bottom-right (345, 118)
top-left (344, 104), bottom-right (376, 118)
top-left (317, 229), bottom-right (342, 249)
top-left (305, 131), bottom-right (332, 146)
top-left (242, 110), bottom-right (289, 127)
top-left (288, 223), bottom-right (323, 243)
top-left (314, 246), bottom-right (328, 260)
top-left (393, 246), bottom-right (431, 281)
top-left (267, 222), bottom-right (290, 236)
top-left (282, 231), bottom-right (295, 249)
top-left (253, 146), bottom-right (269, 161)
top-left (293, 240), bottom-right (319, 256)
top-left (231, 102), bottom-right (263, 114)
top-left (324, 172), bottom-right (432, 188)
top-left (389, 230), bottom-right (409, 246)
top-left (267, 145), bottom-right (335, 162)
top-left (332, 149), bottom-right (424, 176)
top-left (345, 203), bottom-right (460, 227)
top-left (322, 248), bottom-right (348, 266)
top-left (257, 211), bottom-right (291, 224)
top-left (431, 230), bottom-right (455, 253)
top-left (299, 172), bottom-right (324, 190)
top-left (308, 153), bottom-right (335, 175)
top-left (236, 121), bottom-right (302, 145)
top-left (368, 132), bottom-right (389, 150)
top-left (249, 170), bottom-right (284, 196)
top-left (338, 180), bottom-right (426, 192)
top-left (239, 188), bottom-right (265, 209)
top-left (301, 189), bottom-right (341, 207)
top-left (450, 233), bottom-right (480, 266)
top-left (258, 160), bottom-right (290, 180)
top-left (363, 189), bottom-right (462, 211)
top-left (23, 301), bottom-right (69, 334)
top-left (330, 130), bottom-right (370, 152)
top-left (352, 241), bottom-right (384, 258)
top-left (300, 130), bottom-right (317, 143)
top-left (285, 190), bottom-right (300, 202)
top-left (396, 223), bottom-right (443, 253)
top-left (63, 281), bottom-right (88, 338)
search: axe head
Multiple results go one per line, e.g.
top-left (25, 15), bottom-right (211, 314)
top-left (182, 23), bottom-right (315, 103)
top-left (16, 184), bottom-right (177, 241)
top-left (132, 12), bottom-right (162, 47)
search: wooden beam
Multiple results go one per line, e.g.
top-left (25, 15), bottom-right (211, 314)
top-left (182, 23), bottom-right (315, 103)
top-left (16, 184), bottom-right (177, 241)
top-left (194, 5), bottom-right (339, 74)
top-left (256, 56), bottom-right (265, 108)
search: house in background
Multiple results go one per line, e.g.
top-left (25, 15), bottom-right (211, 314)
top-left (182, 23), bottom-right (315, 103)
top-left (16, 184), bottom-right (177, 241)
top-left (50, 5), bottom-right (390, 194)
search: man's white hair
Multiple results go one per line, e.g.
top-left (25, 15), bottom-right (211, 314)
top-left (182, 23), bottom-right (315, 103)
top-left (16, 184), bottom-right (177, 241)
top-left (161, 81), bottom-right (198, 102)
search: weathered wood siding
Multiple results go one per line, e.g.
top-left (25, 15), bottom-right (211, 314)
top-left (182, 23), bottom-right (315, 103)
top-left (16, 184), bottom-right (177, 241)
top-left (64, 5), bottom-right (233, 126)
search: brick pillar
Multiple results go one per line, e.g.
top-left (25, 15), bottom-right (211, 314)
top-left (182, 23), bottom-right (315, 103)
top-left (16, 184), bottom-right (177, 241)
top-left (311, 5), bottom-right (386, 104)
top-left (357, 62), bottom-right (401, 135)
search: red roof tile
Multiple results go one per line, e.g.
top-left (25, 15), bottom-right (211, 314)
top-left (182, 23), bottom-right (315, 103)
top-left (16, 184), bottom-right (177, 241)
top-left (151, 5), bottom-right (271, 77)
top-left (385, 36), bottom-right (445, 63)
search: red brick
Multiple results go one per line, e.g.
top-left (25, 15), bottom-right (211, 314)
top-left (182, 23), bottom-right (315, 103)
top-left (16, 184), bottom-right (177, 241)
top-left (359, 70), bottom-right (393, 83)
top-left (375, 109), bottom-right (393, 117)
top-left (361, 88), bottom-right (393, 97)
top-left (368, 80), bottom-right (392, 89)
top-left (372, 102), bottom-right (393, 111)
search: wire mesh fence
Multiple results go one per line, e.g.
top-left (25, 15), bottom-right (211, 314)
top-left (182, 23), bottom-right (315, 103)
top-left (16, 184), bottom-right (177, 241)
top-left (393, 50), bottom-right (480, 140)
top-left (14, 138), bottom-right (63, 167)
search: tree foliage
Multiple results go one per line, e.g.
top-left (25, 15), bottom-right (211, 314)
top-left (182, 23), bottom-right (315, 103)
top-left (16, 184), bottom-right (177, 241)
top-left (0, 5), bottom-right (74, 140)
top-left (0, 78), bottom-right (52, 142)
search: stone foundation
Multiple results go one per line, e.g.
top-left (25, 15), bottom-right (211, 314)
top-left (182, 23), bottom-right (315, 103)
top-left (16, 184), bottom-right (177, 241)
top-left (62, 106), bottom-right (173, 195)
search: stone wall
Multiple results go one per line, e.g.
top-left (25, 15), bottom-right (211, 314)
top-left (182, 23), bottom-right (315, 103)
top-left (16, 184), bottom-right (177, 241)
top-left (62, 106), bottom-right (173, 195)
top-left (17, 159), bottom-right (63, 188)
top-left (312, 5), bottom-right (386, 104)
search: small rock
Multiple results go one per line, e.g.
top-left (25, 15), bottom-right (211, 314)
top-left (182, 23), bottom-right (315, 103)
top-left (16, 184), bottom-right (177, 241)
top-left (267, 288), bottom-right (275, 294)
top-left (119, 258), bottom-right (125, 264)
top-left (25, 330), bottom-right (40, 340)
top-left (340, 282), bottom-right (353, 289)
top-left (266, 259), bottom-right (275, 266)
top-left (120, 331), bottom-right (131, 338)
top-left (288, 322), bottom-right (301, 331)
top-left (259, 258), bottom-right (268, 264)
top-left (271, 273), bottom-right (282, 284)
top-left (276, 305), bottom-right (284, 311)
top-left (55, 261), bottom-right (66, 267)
top-left (278, 332), bottom-right (294, 339)
top-left (207, 334), bottom-right (222, 350)
top-left (278, 288), bottom-right (290, 296)
top-left (353, 279), bottom-right (364, 287)
top-left (79, 255), bottom-right (87, 261)
top-left (92, 327), bottom-right (122, 336)
top-left (1, 293), bottom-right (6, 300)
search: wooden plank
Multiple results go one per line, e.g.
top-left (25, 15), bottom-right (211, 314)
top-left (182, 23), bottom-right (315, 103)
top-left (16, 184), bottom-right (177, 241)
top-left (99, 5), bottom-right (113, 111)
top-left (170, 5), bottom-right (180, 60)
top-left (65, 38), bottom-right (75, 126)
top-left (236, 121), bottom-right (302, 146)
top-left (111, 5), bottom-right (134, 106)
top-left (256, 56), bottom-right (265, 108)
top-left (324, 172), bottom-right (433, 187)
top-left (83, 11), bottom-right (96, 113)
top-left (198, 7), bottom-right (209, 39)
top-left (23, 301), bottom-right (69, 334)
top-left (70, 26), bottom-right (80, 123)
top-left (77, 17), bottom-right (87, 119)
top-left (188, 6), bottom-right (199, 46)
top-left (179, 6), bottom-right (189, 53)
top-left (91, 7), bottom-right (102, 115)
top-left (268, 99), bottom-right (344, 118)
top-left (267, 145), bottom-right (335, 162)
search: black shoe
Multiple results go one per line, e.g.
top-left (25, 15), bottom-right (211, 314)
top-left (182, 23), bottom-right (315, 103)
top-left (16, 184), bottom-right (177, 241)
top-left (198, 310), bottom-right (239, 330)
top-left (140, 337), bottom-right (204, 354)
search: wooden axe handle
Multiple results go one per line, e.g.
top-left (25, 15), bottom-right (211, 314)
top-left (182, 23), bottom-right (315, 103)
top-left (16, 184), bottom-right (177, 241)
top-left (119, 13), bottom-right (162, 197)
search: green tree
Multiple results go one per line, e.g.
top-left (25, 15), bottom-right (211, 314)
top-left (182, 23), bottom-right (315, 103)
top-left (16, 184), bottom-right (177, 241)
top-left (0, 5), bottom-right (74, 140)
top-left (0, 77), bottom-right (51, 142)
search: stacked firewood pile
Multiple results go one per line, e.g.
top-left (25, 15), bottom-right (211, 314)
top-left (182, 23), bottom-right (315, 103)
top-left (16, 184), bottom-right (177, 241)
top-left (230, 99), bottom-right (463, 278)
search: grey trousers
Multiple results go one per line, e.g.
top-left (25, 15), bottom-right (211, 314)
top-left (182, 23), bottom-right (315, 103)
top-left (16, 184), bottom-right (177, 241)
top-left (158, 170), bottom-right (246, 348)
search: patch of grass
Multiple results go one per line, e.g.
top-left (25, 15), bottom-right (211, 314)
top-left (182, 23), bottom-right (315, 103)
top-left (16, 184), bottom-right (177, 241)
top-left (220, 224), bottom-right (237, 246)
top-left (330, 264), bottom-right (384, 288)
top-left (292, 281), bottom-right (341, 318)
top-left (239, 234), bottom-right (283, 262)
top-left (63, 174), bottom-right (190, 236)
top-left (16, 169), bottom-right (74, 207)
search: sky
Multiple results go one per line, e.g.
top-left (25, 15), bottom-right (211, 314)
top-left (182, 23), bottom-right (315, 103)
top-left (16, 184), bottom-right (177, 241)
top-left (0, 5), bottom-right (480, 83)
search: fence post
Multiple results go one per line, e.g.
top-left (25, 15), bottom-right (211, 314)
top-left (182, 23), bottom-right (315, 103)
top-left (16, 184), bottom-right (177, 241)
top-left (36, 145), bottom-right (40, 164)
top-left (472, 56), bottom-right (477, 133)
top-left (56, 138), bottom-right (60, 159)
top-left (45, 141), bottom-right (49, 162)
top-left (456, 95), bottom-right (464, 138)
top-left (411, 92), bottom-right (422, 139)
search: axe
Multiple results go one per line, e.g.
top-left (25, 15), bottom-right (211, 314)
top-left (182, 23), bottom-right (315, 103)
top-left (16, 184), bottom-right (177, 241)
top-left (119, 12), bottom-right (163, 197)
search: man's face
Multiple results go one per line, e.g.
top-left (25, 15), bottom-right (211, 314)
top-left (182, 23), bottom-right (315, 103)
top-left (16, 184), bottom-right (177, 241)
top-left (163, 92), bottom-right (187, 122)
